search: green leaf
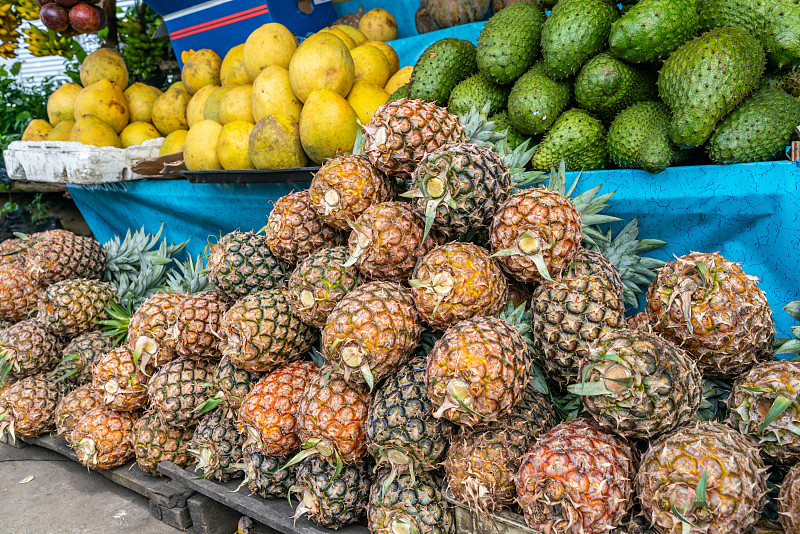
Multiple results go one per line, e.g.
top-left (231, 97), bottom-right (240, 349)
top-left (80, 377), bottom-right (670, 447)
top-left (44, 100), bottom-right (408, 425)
top-left (566, 381), bottom-right (612, 396)
top-left (694, 469), bottom-right (708, 509)
top-left (759, 396), bottom-right (794, 431)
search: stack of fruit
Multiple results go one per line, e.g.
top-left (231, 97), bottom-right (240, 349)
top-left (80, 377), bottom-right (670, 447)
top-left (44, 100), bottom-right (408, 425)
top-left (37, 0), bottom-right (107, 36)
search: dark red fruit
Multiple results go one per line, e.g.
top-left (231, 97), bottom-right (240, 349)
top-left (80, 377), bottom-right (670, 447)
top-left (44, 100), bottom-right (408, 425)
top-left (40, 3), bottom-right (70, 32)
top-left (55, 0), bottom-right (81, 7)
top-left (69, 3), bottom-right (107, 34)
top-left (36, 0), bottom-right (55, 6)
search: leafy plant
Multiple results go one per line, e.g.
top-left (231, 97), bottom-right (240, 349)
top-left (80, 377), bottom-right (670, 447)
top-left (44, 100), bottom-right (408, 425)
top-left (0, 62), bottom-right (60, 151)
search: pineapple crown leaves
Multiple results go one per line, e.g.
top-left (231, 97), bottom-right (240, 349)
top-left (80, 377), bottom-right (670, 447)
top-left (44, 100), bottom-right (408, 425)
top-left (47, 353), bottom-right (82, 384)
top-left (99, 299), bottom-right (132, 346)
top-left (280, 438), bottom-right (345, 482)
top-left (696, 379), bottom-right (732, 422)
top-left (566, 353), bottom-right (633, 397)
top-left (457, 102), bottom-right (506, 147)
top-left (102, 223), bottom-right (187, 279)
top-left (491, 232), bottom-right (559, 283)
top-left (165, 254), bottom-right (208, 295)
top-left (775, 300), bottom-right (800, 357)
top-left (351, 124), bottom-right (367, 156)
top-left (498, 139), bottom-right (546, 191)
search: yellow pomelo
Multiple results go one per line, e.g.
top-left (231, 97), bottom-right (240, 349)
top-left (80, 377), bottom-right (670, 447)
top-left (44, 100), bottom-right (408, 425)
top-left (124, 82), bottom-right (160, 123)
top-left (47, 83), bottom-right (82, 126)
top-left (203, 86), bottom-right (232, 123)
top-left (321, 27), bottom-right (356, 49)
top-left (289, 32), bottom-right (355, 103)
top-left (181, 49), bottom-right (222, 95)
top-left (249, 115), bottom-right (309, 169)
top-left (358, 8), bottom-right (398, 42)
top-left (80, 48), bottom-right (129, 90)
top-left (220, 44), bottom-right (249, 87)
top-left (70, 114), bottom-right (122, 148)
top-left (243, 23), bottom-right (298, 82)
top-left (350, 44), bottom-right (391, 87)
top-left (120, 122), bottom-right (162, 148)
top-left (217, 121), bottom-right (255, 170)
top-left (187, 85), bottom-right (220, 127)
top-left (184, 120), bottom-right (223, 170)
top-left (362, 40), bottom-right (399, 74)
top-left (334, 24), bottom-right (367, 45)
top-left (21, 119), bottom-right (52, 141)
top-left (160, 129), bottom-right (188, 156)
top-left (299, 89), bottom-right (358, 164)
top-left (182, 50), bottom-right (195, 64)
top-left (218, 85), bottom-right (254, 124)
top-left (73, 79), bottom-right (130, 134)
top-left (47, 119), bottom-right (75, 141)
top-left (347, 81), bottom-right (389, 125)
top-left (252, 66), bottom-right (302, 124)
top-left (384, 66), bottom-right (413, 94)
top-left (151, 84), bottom-right (191, 136)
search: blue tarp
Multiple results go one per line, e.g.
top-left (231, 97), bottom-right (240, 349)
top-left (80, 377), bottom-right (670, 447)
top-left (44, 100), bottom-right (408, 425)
top-left (68, 159), bottom-right (800, 337)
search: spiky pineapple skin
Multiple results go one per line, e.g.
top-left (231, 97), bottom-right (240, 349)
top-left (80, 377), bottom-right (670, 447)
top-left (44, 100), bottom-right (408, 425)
top-left (242, 448), bottom-right (296, 498)
top-left (368, 469), bottom-right (454, 534)
top-left (220, 289), bottom-right (315, 374)
top-left (517, 418), bottom-right (636, 534)
top-left (0, 375), bottom-right (62, 439)
top-left (55, 384), bottom-right (102, 445)
top-left (147, 357), bottom-right (217, 428)
top-left (363, 99), bottom-right (467, 180)
top-left (727, 360), bottom-right (800, 463)
top-left (92, 346), bottom-right (154, 412)
top-left (26, 231), bottom-right (107, 285)
top-left (310, 154), bottom-right (395, 231)
top-left (322, 281), bottom-right (422, 387)
top-left (532, 275), bottom-right (626, 385)
top-left (133, 411), bottom-right (196, 477)
top-left (426, 316), bottom-right (531, 426)
top-left (411, 242), bottom-right (508, 330)
top-left (0, 262), bottom-right (44, 322)
top-left (566, 248), bottom-right (624, 299)
top-left (190, 407), bottom-right (245, 482)
top-left (52, 330), bottom-right (115, 387)
top-left (0, 319), bottom-right (60, 381)
top-left (127, 292), bottom-right (183, 366)
top-left (213, 356), bottom-right (261, 410)
top-left (489, 188), bottom-right (583, 283)
top-left (645, 252), bottom-right (775, 378)
top-left (287, 246), bottom-right (363, 329)
top-left (779, 463), bottom-right (800, 533)
top-left (0, 238), bottom-right (28, 267)
top-left (637, 421), bottom-right (768, 534)
top-left (206, 231), bottom-right (288, 301)
top-left (37, 279), bottom-right (118, 336)
top-left (71, 406), bottom-right (136, 470)
top-left (171, 290), bottom-right (229, 360)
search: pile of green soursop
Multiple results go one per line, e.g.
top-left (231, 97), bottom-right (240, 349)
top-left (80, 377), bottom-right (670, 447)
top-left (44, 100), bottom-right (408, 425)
top-left (402, 0), bottom-right (800, 174)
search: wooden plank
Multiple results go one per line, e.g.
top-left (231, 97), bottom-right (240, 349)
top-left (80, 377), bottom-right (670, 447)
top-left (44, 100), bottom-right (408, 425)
top-left (0, 434), bottom-right (28, 448)
top-left (188, 493), bottom-right (243, 534)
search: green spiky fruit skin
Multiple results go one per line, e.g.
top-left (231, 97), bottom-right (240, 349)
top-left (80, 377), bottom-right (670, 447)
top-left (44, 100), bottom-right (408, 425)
top-left (447, 73), bottom-right (509, 116)
top-left (368, 469), bottom-right (454, 534)
top-left (366, 355), bottom-right (455, 473)
top-left (490, 111), bottom-right (529, 150)
top-left (727, 360), bottom-right (800, 463)
top-left (411, 142), bottom-right (512, 238)
top-left (565, 249), bottom-right (624, 300)
top-left (657, 28), bottom-right (766, 149)
top-left (37, 279), bottom-right (118, 336)
top-left (132, 411), bottom-right (195, 477)
top-left (708, 88), bottom-right (800, 164)
top-left (388, 84), bottom-right (409, 102)
top-left (609, 0), bottom-right (700, 63)
top-left (409, 38), bottom-right (478, 106)
top-left (190, 408), bottom-right (245, 482)
top-left (0, 375), bottom-right (62, 438)
top-left (147, 357), bottom-right (217, 428)
top-left (205, 231), bottom-right (288, 302)
top-left (780, 463), bottom-right (800, 533)
top-left (213, 357), bottom-right (260, 410)
top-left (507, 62), bottom-right (571, 136)
top-left (540, 0), bottom-right (619, 80)
top-left (579, 329), bottom-right (703, 440)
top-left (293, 456), bottom-right (372, 529)
top-left (608, 101), bottom-right (679, 174)
top-left (54, 331), bottom-right (116, 387)
top-left (476, 1), bottom-right (546, 85)
top-left (532, 108), bottom-right (608, 171)
top-left (0, 319), bottom-right (60, 382)
top-left (574, 52), bottom-right (658, 122)
top-left (242, 448), bottom-right (296, 498)
top-left (637, 421), bottom-right (768, 534)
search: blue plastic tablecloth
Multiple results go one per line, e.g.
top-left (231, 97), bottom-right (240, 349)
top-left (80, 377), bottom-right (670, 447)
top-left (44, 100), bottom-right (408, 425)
top-left (67, 159), bottom-right (800, 336)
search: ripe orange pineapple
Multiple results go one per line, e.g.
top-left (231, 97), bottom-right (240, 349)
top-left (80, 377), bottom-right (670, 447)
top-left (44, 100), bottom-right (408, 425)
top-left (25, 230), bottom-right (107, 285)
top-left (54, 384), bottom-right (103, 445)
top-left (127, 291), bottom-right (184, 368)
top-left (0, 375), bottom-right (63, 441)
top-left (0, 262), bottom-right (44, 322)
top-left (170, 290), bottom-right (229, 360)
top-left (37, 278), bottom-right (118, 336)
top-left (71, 406), bottom-right (137, 470)
top-left (92, 346), bottom-right (154, 412)
top-left (0, 319), bottom-right (60, 382)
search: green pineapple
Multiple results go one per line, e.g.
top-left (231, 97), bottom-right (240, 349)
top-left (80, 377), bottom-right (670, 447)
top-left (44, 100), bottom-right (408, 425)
top-left (147, 357), bottom-right (217, 428)
top-left (206, 230), bottom-right (288, 301)
top-left (189, 407), bottom-right (245, 482)
top-left (132, 411), bottom-right (196, 477)
top-left (38, 279), bottom-right (119, 336)
top-left (0, 319), bottom-right (60, 383)
top-left (49, 331), bottom-right (115, 388)
top-left (368, 469), bottom-right (454, 534)
top-left (240, 447), bottom-right (296, 498)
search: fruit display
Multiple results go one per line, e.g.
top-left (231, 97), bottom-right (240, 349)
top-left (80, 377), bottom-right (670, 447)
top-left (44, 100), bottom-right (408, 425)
top-left (38, 0), bottom-right (107, 36)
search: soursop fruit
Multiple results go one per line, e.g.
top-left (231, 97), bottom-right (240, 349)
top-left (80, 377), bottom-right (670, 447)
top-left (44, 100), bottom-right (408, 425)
top-left (507, 62), bottom-right (571, 136)
top-left (477, 1), bottom-right (546, 85)
top-left (409, 38), bottom-right (477, 106)
top-left (574, 52), bottom-right (658, 122)
top-left (532, 108), bottom-right (608, 171)
top-left (707, 87), bottom-right (800, 164)
top-left (760, 68), bottom-right (800, 97)
top-left (608, 102), bottom-right (680, 174)
top-left (609, 0), bottom-right (700, 63)
top-left (448, 73), bottom-right (509, 116)
top-left (540, 0), bottom-right (619, 80)
top-left (657, 27), bottom-right (766, 148)
top-left (490, 111), bottom-right (530, 150)
top-left (389, 83), bottom-right (409, 102)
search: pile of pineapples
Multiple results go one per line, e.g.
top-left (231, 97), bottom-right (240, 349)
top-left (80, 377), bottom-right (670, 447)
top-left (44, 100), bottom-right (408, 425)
top-left (0, 98), bottom-right (799, 534)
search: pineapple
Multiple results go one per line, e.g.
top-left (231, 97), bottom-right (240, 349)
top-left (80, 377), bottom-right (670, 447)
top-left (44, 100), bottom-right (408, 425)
top-left (0, 375), bottom-right (62, 441)
top-left (220, 289), bottom-right (316, 374)
top-left (50, 330), bottom-right (115, 387)
top-left (322, 281), bottom-right (422, 389)
top-left (727, 360), bottom-right (800, 463)
top-left (345, 201), bottom-right (437, 282)
top-left (71, 406), bottom-right (137, 470)
top-left (265, 190), bottom-right (345, 266)
top-left (147, 357), bottom-right (217, 428)
top-left (240, 447), bottom-right (296, 498)
top-left (37, 279), bottom-right (119, 336)
top-left (91, 346), bottom-right (154, 412)
top-left (645, 252), bottom-right (775, 378)
top-left (0, 237), bottom-right (29, 266)
top-left (132, 411), bottom-right (196, 477)
top-left (287, 246), bottom-right (363, 329)
top-left (410, 242), bottom-right (508, 330)
top-left (517, 418), bottom-right (637, 534)
top-left (0, 319), bottom-right (60, 382)
top-left (626, 312), bottom-right (651, 331)
top-left (189, 407), bottom-right (245, 482)
top-left (363, 98), bottom-right (467, 180)
top-left (779, 463), bottom-right (800, 533)
top-left (170, 289), bottom-right (229, 360)
top-left (368, 469), bottom-right (454, 534)
top-left (569, 328), bottom-right (703, 439)
top-left (237, 360), bottom-right (317, 456)
top-left (127, 292), bottom-right (184, 368)
top-left (507, 280), bottom-right (533, 309)
top-left (309, 154), bottom-right (395, 231)
top-left (426, 316), bottom-right (530, 425)
top-left (212, 356), bottom-right (261, 410)
top-left (637, 421), bottom-right (768, 534)
top-left (531, 275), bottom-right (626, 385)
top-left (0, 262), bottom-right (44, 322)
top-left (54, 384), bottom-right (102, 445)
top-left (291, 455), bottom-right (372, 529)
top-left (206, 230), bottom-right (287, 301)
top-left (565, 248), bottom-right (624, 299)
top-left (751, 519), bottom-right (786, 534)
top-left (25, 230), bottom-right (107, 285)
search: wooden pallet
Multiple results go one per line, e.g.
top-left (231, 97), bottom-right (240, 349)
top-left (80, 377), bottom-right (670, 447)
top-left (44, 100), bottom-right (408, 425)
top-left (0, 433), bottom-right (28, 448)
top-left (20, 434), bottom-right (195, 531)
